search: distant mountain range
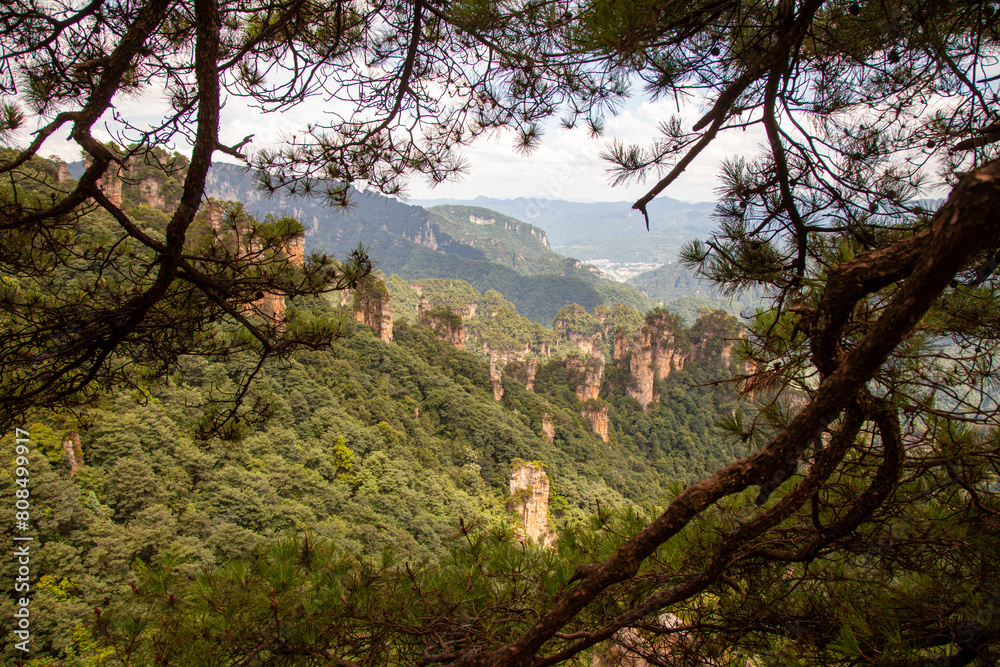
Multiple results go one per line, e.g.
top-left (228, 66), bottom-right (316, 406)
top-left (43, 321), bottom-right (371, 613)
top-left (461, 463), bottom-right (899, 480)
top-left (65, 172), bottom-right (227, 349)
top-left (410, 194), bottom-right (760, 320)
top-left (64, 159), bottom-right (751, 323)
top-left (411, 195), bottom-right (719, 266)
top-left (201, 165), bottom-right (655, 324)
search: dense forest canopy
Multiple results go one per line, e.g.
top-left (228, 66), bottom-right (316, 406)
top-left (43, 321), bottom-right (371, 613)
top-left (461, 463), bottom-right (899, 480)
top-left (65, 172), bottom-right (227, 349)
top-left (2, 0), bottom-right (1000, 665)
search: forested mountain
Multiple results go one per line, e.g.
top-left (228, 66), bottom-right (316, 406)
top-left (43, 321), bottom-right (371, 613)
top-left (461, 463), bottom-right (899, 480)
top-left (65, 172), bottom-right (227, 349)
top-left (64, 159), bottom-right (754, 326)
top-left (627, 262), bottom-right (768, 323)
top-left (186, 163), bottom-right (651, 324)
top-left (0, 278), bottom-right (747, 664)
top-left (6, 0), bottom-right (999, 662)
top-left (412, 195), bottom-right (718, 265)
top-left (4, 152), bottom-right (750, 664)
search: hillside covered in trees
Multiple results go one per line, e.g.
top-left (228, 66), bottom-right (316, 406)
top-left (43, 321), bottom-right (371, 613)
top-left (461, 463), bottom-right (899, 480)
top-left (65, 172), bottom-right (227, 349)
top-left (3, 0), bottom-right (999, 663)
top-left (201, 163), bottom-right (656, 325)
top-left (1, 268), bottom-right (748, 663)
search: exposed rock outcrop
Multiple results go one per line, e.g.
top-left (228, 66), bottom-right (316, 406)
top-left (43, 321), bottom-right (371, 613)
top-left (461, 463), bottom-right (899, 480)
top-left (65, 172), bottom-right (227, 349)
top-left (62, 433), bottom-right (83, 476)
top-left (98, 168), bottom-right (123, 207)
top-left (82, 155), bottom-right (123, 207)
top-left (283, 236), bottom-right (305, 268)
top-left (580, 402), bottom-right (610, 443)
top-left (467, 214), bottom-right (551, 249)
top-left (55, 160), bottom-right (70, 183)
top-left (139, 177), bottom-right (165, 209)
top-left (257, 292), bottom-right (287, 321)
top-left (613, 329), bottom-right (630, 361)
top-left (508, 461), bottom-right (555, 547)
top-left (354, 291), bottom-right (393, 343)
top-left (505, 358), bottom-right (538, 391)
top-left (566, 354), bottom-right (604, 402)
top-left (628, 312), bottom-right (688, 411)
top-left (553, 304), bottom-right (605, 358)
top-left (541, 413), bottom-right (555, 443)
top-left (489, 352), bottom-right (504, 401)
top-left (421, 306), bottom-right (466, 349)
top-left (410, 219), bottom-right (438, 250)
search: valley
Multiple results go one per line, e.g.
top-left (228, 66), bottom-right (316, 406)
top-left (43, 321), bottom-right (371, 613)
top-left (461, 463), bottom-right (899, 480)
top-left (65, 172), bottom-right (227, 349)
top-left (2, 153), bottom-right (757, 664)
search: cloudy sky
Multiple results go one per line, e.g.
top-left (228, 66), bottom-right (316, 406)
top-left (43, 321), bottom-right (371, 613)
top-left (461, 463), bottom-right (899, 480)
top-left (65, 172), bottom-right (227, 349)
top-left (397, 98), bottom-right (765, 205)
top-left (26, 83), bottom-right (762, 205)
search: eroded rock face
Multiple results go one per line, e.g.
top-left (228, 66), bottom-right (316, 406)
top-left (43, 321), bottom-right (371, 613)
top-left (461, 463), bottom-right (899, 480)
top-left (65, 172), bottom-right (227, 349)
top-left (613, 329), bottom-right (630, 361)
top-left (628, 327), bottom-right (657, 410)
top-left (139, 177), bottom-right (165, 209)
top-left (541, 413), bottom-right (555, 443)
top-left (283, 237), bottom-right (305, 268)
top-left (355, 293), bottom-right (393, 343)
top-left (568, 331), bottom-right (604, 359)
top-left (509, 461), bottom-right (554, 547)
top-left (420, 307), bottom-right (466, 349)
top-left (55, 160), bottom-right (70, 183)
top-left (62, 433), bottom-right (83, 476)
top-left (567, 354), bottom-right (604, 402)
top-left (507, 358), bottom-right (539, 391)
top-left (581, 404), bottom-right (610, 443)
top-left (523, 357), bottom-right (537, 390)
top-left (201, 199), bottom-right (304, 325)
top-left (490, 352), bottom-right (504, 401)
top-left (258, 291), bottom-right (287, 322)
top-left (82, 156), bottom-right (123, 206)
top-left (627, 314), bottom-right (688, 411)
top-left (99, 169), bottom-right (123, 207)
top-left (410, 220), bottom-right (438, 250)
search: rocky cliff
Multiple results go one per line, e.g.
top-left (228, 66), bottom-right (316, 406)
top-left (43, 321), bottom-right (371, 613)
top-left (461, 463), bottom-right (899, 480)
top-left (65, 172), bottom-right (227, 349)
top-left (580, 400), bottom-right (610, 443)
top-left (369, 279), bottom-right (741, 437)
top-left (566, 354), bottom-right (604, 403)
top-left (622, 308), bottom-right (741, 411)
top-left (62, 433), bottom-right (84, 476)
top-left (508, 461), bottom-right (555, 547)
top-left (419, 303), bottom-right (466, 350)
top-left (353, 290), bottom-right (393, 344)
top-left (627, 310), bottom-right (688, 410)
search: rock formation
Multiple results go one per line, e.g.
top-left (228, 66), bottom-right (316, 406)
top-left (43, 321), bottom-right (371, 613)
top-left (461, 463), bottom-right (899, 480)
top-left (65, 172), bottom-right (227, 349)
top-left (566, 354), bottom-right (604, 402)
top-left (467, 213), bottom-right (551, 249)
top-left (54, 160), bottom-right (70, 183)
top-left (138, 177), bottom-right (165, 209)
top-left (628, 312), bottom-right (688, 411)
top-left (504, 358), bottom-right (538, 391)
top-left (62, 433), bottom-right (84, 476)
top-left (613, 329), bottom-right (630, 361)
top-left (540, 413), bottom-right (555, 443)
top-left (354, 290), bottom-right (394, 344)
top-left (417, 299), bottom-right (467, 350)
top-left (82, 155), bottom-right (123, 207)
top-left (553, 304), bottom-right (605, 358)
top-left (282, 236), bottom-right (305, 268)
top-left (508, 461), bottom-right (555, 547)
top-left (580, 402), bottom-right (610, 443)
top-left (489, 352), bottom-right (504, 401)
top-left (257, 292), bottom-right (287, 322)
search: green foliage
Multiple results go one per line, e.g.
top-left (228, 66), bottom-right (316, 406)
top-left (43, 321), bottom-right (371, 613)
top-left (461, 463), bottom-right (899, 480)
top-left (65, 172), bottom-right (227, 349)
top-left (553, 304), bottom-right (602, 336)
top-left (7, 295), bottom-right (739, 662)
top-left (332, 436), bottom-right (355, 478)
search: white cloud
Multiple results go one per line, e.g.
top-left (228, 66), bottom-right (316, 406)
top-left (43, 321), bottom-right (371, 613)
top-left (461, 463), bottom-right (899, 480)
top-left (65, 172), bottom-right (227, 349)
top-left (12, 79), bottom-right (767, 205)
top-left (403, 95), bottom-right (769, 204)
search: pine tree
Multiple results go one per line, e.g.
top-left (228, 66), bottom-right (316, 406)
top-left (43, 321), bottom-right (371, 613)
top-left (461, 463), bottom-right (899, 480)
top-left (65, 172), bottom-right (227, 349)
top-left (4, 0), bottom-right (999, 664)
